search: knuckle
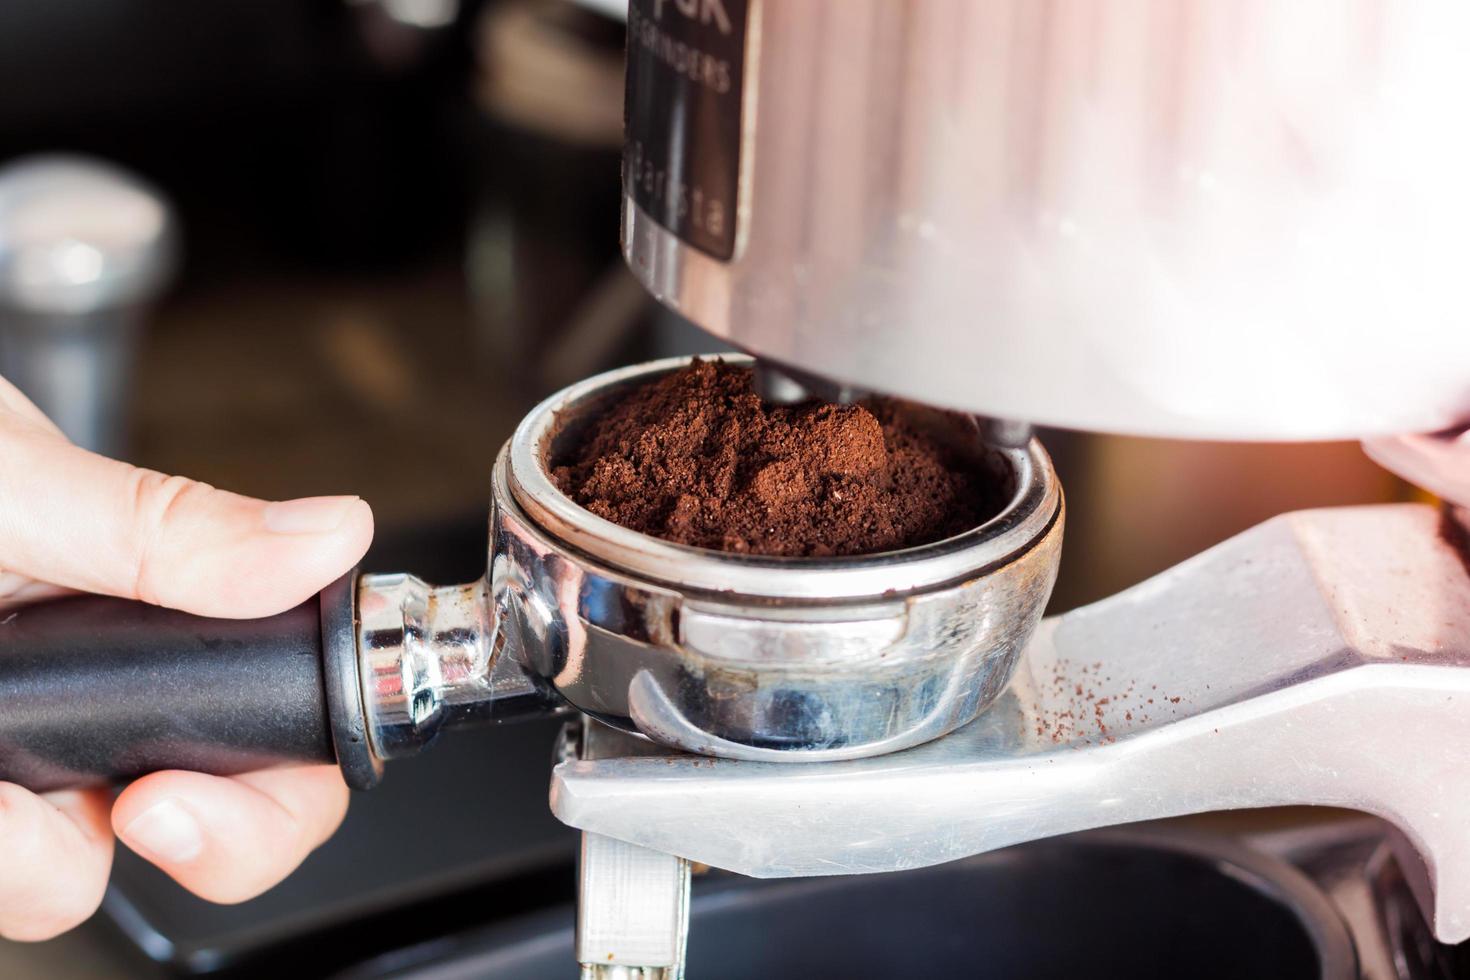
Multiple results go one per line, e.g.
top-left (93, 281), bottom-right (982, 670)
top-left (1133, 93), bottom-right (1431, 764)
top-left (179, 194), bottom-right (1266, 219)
top-left (126, 470), bottom-right (212, 605)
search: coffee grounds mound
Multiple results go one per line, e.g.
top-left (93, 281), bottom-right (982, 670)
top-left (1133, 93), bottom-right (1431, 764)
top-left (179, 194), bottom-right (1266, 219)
top-left (550, 359), bottom-right (997, 557)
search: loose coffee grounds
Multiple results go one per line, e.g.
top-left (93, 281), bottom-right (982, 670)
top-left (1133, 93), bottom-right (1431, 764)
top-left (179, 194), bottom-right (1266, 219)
top-left (550, 359), bottom-right (1001, 557)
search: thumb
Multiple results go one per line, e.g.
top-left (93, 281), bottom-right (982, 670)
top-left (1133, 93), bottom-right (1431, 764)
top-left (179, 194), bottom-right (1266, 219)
top-left (0, 412), bottom-right (373, 619)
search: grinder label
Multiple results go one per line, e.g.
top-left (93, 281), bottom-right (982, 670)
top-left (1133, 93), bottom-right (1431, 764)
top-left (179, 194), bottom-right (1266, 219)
top-left (624, 0), bottom-right (748, 261)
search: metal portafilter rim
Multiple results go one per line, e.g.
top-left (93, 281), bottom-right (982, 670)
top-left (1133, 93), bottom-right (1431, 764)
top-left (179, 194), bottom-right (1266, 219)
top-left (507, 354), bottom-right (1061, 602)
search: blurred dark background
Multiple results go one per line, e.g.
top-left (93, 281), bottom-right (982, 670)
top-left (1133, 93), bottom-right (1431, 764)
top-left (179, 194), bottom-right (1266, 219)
top-left (0, 0), bottom-right (650, 534)
top-left (0, 1), bottom-right (1412, 976)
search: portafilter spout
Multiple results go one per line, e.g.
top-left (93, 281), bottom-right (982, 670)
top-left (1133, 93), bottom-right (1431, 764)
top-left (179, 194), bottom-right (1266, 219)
top-left (0, 356), bottom-right (1061, 792)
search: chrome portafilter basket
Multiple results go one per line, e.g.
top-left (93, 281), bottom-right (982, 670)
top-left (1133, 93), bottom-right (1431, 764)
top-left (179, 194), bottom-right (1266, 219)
top-left (360, 355), bottom-right (1064, 766)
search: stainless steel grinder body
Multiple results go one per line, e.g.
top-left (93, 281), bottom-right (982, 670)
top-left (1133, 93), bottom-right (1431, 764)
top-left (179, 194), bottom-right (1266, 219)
top-left (621, 0), bottom-right (1470, 439)
top-left (360, 356), bottom-right (1063, 764)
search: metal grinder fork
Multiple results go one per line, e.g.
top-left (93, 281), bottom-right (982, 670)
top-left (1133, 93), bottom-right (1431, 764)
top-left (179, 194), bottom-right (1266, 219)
top-left (554, 504), bottom-right (1470, 952)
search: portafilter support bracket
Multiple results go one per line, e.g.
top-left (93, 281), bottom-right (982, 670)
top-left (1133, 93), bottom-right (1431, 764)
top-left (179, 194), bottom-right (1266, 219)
top-left (553, 503), bottom-right (1470, 954)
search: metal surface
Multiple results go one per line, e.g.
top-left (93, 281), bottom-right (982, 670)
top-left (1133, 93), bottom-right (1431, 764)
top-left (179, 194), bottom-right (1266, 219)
top-left (575, 722), bottom-right (689, 980)
top-left (623, 2), bottom-right (1470, 439)
top-left (1248, 815), bottom-right (1458, 980)
top-left (358, 574), bottom-right (559, 759)
top-left (495, 354), bottom-right (1063, 759)
top-left (551, 503), bottom-right (1470, 944)
top-left (0, 155), bottom-right (176, 453)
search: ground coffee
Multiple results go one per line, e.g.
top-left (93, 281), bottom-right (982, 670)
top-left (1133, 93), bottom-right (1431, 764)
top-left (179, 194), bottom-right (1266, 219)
top-left (551, 359), bottom-right (997, 557)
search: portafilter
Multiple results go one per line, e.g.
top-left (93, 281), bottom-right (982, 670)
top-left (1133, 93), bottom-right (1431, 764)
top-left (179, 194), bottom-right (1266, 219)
top-left (0, 356), bottom-right (1062, 792)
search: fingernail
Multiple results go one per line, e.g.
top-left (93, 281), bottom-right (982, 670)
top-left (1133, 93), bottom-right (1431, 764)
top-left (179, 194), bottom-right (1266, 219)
top-left (263, 496), bottom-right (360, 535)
top-left (122, 799), bottom-right (203, 863)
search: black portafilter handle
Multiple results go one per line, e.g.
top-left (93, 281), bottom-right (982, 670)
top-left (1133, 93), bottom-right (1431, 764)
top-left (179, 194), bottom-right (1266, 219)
top-left (0, 572), bottom-right (382, 794)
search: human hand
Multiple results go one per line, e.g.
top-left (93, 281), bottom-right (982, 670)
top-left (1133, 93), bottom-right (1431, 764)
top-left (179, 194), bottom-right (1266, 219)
top-left (1364, 427), bottom-right (1470, 506)
top-left (0, 376), bottom-right (373, 940)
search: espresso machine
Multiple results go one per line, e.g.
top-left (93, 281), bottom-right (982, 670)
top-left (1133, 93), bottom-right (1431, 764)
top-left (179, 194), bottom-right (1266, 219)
top-left (5, 2), bottom-right (1470, 977)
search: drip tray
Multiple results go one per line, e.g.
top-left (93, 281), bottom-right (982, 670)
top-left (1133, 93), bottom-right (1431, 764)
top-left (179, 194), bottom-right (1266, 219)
top-left (341, 826), bottom-right (1362, 980)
